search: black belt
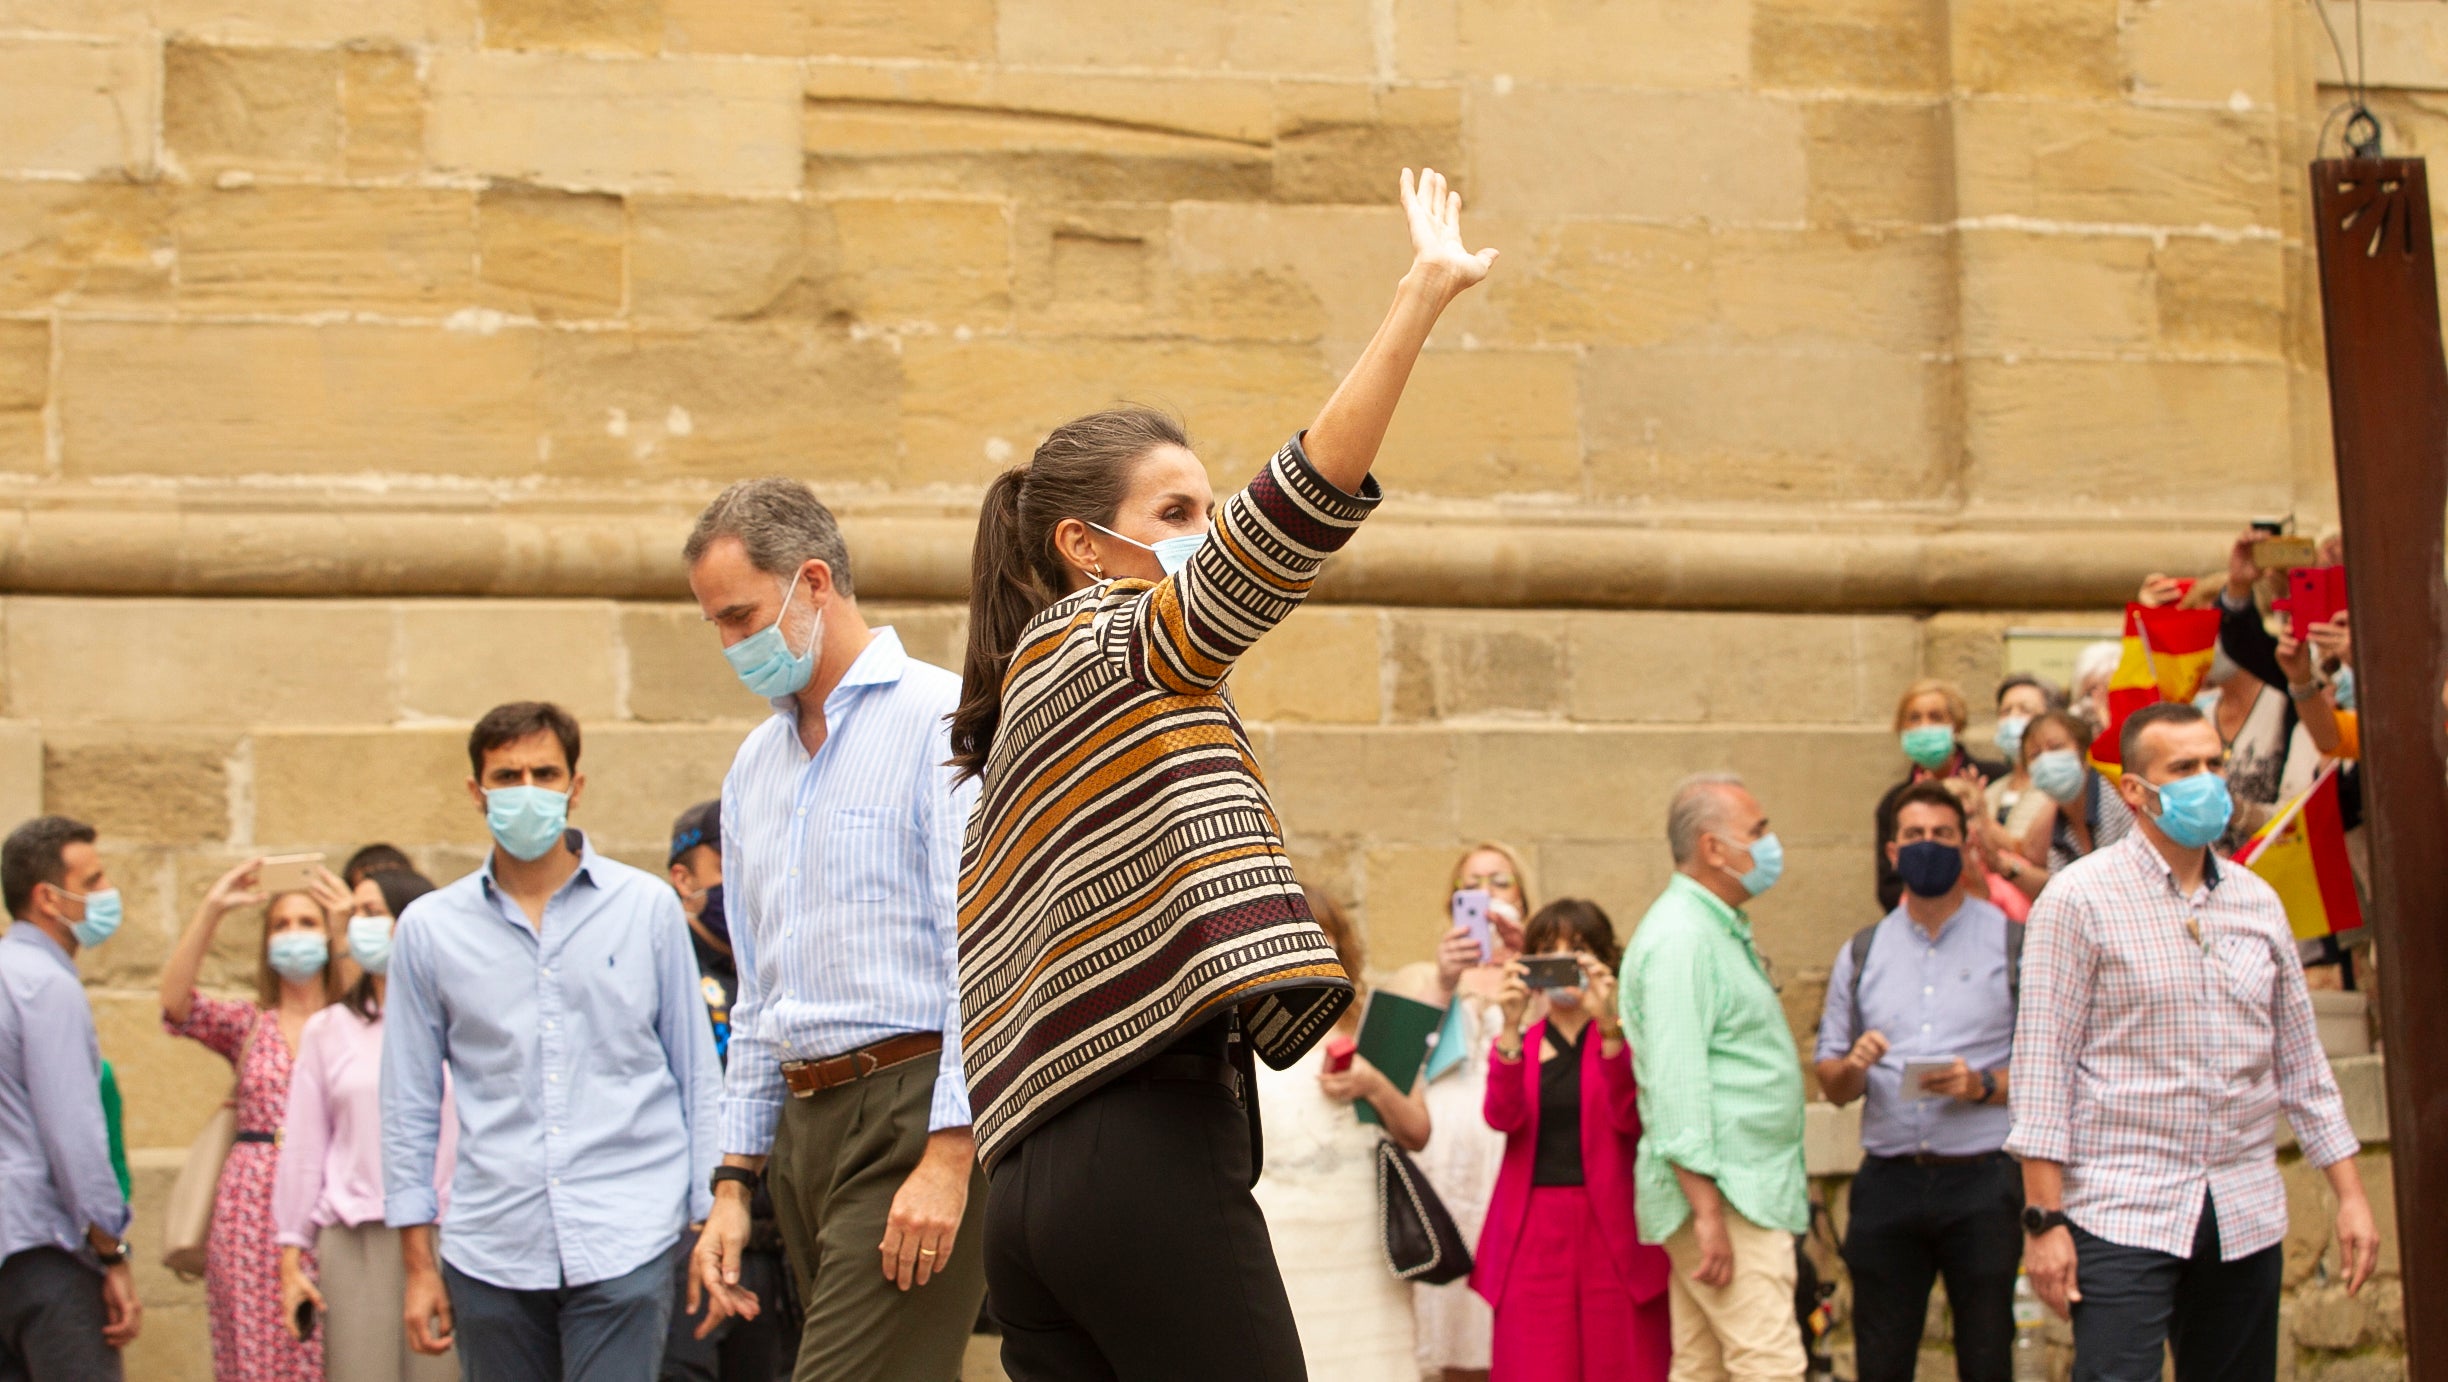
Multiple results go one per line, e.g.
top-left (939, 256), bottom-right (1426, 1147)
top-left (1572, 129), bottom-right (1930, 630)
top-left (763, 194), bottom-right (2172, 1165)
top-left (233, 1130), bottom-right (279, 1145)
top-left (1865, 1150), bottom-right (2004, 1169)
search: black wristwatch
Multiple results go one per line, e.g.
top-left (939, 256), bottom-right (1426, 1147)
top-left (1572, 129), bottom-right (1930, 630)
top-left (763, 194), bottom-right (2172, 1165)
top-left (91, 1238), bottom-right (129, 1266)
top-left (2021, 1206), bottom-right (2070, 1238)
top-left (709, 1165), bottom-right (760, 1197)
top-left (1978, 1070), bottom-right (1999, 1104)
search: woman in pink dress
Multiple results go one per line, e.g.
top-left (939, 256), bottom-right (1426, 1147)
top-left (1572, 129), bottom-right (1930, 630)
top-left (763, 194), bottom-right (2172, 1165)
top-left (161, 857), bottom-right (347, 1382)
top-left (1475, 899), bottom-right (1672, 1382)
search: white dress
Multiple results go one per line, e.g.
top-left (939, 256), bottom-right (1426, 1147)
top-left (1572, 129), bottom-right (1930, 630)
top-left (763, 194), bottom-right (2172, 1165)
top-left (1411, 992), bottom-right (1506, 1372)
top-left (1251, 1044), bottom-right (1420, 1382)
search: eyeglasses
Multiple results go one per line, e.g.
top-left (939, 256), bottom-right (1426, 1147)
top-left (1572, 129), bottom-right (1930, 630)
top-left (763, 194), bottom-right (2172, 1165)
top-left (1455, 873), bottom-right (1517, 893)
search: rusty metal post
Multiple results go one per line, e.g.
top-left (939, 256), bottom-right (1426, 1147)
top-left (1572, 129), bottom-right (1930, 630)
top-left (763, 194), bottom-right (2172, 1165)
top-left (2310, 157), bottom-right (2448, 1366)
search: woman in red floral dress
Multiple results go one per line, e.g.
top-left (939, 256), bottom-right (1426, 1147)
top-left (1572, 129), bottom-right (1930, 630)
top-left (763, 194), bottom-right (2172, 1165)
top-left (162, 857), bottom-right (349, 1382)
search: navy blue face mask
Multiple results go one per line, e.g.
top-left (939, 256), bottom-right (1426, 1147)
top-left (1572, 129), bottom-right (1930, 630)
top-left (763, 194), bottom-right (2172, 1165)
top-left (697, 884), bottom-right (730, 951)
top-left (1895, 840), bottom-right (1965, 899)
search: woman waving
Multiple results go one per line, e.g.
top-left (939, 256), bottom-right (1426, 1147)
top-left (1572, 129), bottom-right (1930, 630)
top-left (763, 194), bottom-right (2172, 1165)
top-left (954, 167), bottom-right (1496, 1381)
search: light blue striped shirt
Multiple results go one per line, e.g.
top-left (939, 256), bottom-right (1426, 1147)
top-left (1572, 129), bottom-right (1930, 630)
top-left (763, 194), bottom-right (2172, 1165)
top-left (381, 834), bottom-right (720, 1290)
top-left (719, 627), bottom-right (976, 1152)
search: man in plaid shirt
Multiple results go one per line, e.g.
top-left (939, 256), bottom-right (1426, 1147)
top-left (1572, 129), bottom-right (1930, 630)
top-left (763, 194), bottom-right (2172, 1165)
top-left (2005, 702), bottom-right (2379, 1381)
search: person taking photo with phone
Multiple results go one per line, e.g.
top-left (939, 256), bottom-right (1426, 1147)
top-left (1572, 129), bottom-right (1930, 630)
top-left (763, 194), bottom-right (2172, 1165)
top-left (950, 166), bottom-right (1496, 1380)
top-left (1392, 842), bottom-right (1534, 1382)
top-left (1812, 783), bottom-right (2020, 1382)
top-left (1477, 900), bottom-right (1670, 1382)
top-left (161, 852), bottom-right (350, 1382)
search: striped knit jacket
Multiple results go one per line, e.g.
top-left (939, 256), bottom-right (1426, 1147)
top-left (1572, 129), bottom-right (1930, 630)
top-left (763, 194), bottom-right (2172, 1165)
top-left (958, 435), bottom-right (1378, 1167)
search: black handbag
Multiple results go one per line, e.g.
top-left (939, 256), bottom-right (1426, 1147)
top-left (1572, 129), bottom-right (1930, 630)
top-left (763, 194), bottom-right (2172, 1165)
top-left (1376, 1139), bottom-right (1473, 1285)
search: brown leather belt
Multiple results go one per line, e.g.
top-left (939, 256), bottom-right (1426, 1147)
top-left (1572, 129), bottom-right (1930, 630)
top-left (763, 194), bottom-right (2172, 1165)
top-left (779, 1033), bottom-right (941, 1098)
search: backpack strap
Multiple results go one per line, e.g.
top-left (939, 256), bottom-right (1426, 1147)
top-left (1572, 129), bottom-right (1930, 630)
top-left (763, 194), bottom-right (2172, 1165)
top-left (2005, 918), bottom-right (2026, 1010)
top-left (1845, 922), bottom-right (1881, 1040)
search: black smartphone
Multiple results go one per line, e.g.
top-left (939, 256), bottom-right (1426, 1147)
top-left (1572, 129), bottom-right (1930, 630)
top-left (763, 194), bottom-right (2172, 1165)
top-left (293, 1298), bottom-right (316, 1340)
top-left (1521, 954), bottom-right (1583, 990)
top-left (2249, 516), bottom-right (2289, 537)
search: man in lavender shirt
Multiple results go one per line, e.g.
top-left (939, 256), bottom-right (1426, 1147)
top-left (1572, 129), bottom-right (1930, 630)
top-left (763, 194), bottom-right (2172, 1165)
top-left (1814, 782), bottom-right (2023, 1382)
top-left (0, 815), bottom-right (142, 1378)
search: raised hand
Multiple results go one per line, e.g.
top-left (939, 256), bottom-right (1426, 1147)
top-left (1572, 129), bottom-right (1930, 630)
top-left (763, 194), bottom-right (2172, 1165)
top-left (204, 857), bottom-right (267, 919)
top-left (1400, 167), bottom-right (1498, 296)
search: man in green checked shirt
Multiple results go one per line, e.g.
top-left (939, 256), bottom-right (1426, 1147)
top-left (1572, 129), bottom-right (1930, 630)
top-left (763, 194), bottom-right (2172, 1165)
top-left (1619, 772), bottom-right (1808, 1382)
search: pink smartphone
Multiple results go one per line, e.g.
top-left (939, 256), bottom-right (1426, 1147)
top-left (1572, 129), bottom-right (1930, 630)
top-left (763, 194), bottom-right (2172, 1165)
top-left (1450, 889), bottom-right (1493, 964)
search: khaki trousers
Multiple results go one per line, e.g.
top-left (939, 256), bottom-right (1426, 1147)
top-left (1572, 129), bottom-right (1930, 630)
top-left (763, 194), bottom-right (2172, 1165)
top-left (1663, 1207), bottom-right (1805, 1382)
top-left (770, 1054), bottom-right (987, 1382)
top-left (316, 1222), bottom-right (460, 1382)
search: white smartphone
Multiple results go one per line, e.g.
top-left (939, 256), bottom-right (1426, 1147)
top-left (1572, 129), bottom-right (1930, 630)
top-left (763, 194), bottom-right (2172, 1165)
top-left (256, 852), bottom-right (326, 897)
top-left (1450, 889), bottom-right (1492, 964)
top-left (1900, 1058), bottom-right (1958, 1098)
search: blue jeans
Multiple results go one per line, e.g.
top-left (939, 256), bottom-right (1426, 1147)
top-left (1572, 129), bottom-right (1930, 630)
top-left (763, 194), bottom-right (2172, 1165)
top-left (444, 1240), bottom-right (682, 1382)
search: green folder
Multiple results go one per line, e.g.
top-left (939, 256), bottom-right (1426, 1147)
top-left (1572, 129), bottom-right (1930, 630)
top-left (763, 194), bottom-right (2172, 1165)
top-left (1351, 990), bottom-right (1443, 1126)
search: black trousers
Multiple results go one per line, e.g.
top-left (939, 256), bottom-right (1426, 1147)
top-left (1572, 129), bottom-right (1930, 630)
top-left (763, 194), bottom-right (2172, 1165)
top-left (1841, 1153), bottom-right (2024, 1382)
top-left (985, 1075), bottom-right (1306, 1382)
top-left (2071, 1195), bottom-right (2281, 1382)
top-left (0, 1248), bottom-right (122, 1382)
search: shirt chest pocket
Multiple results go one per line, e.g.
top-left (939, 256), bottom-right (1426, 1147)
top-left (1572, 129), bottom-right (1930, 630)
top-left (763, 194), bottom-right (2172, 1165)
top-left (2211, 932), bottom-right (2277, 1012)
top-left (823, 805), bottom-right (913, 904)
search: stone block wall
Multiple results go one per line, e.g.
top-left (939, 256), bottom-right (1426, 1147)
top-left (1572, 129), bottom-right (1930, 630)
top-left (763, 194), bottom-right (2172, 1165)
top-left (0, 0), bottom-right (2425, 1372)
top-left (0, 0), bottom-right (2354, 606)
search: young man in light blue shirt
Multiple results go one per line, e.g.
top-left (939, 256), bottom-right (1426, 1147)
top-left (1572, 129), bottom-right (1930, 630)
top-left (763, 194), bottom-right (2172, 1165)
top-left (382, 702), bottom-right (720, 1382)
top-left (1814, 781), bottom-right (2020, 1382)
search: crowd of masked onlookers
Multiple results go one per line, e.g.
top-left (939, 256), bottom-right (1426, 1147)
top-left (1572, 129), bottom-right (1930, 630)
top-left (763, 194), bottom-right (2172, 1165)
top-left (0, 520), bottom-right (2389, 1382)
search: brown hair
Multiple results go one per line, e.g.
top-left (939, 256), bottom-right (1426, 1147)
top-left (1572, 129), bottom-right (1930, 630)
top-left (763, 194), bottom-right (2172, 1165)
top-left (1892, 678), bottom-right (1969, 732)
top-left (1522, 898), bottom-right (1621, 973)
top-left (2019, 709), bottom-right (2092, 768)
top-left (255, 891), bottom-right (343, 1011)
top-left (468, 701), bottom-right (581, 779)
top-left (949, 408), bottom-right (1190, 779)
top-left (1886, 780), bottom-right (1969, 840)
top-left (341, 869), bottom-right (436, 1022)
top-left (1301, 884), bottom-right (1363, 997)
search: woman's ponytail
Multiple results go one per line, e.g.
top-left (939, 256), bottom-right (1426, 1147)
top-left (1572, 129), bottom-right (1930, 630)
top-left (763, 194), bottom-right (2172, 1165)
top-left (947, 406), bottom-right (1190, 780)
top-left (951, 466), bottom-right (1041, 779)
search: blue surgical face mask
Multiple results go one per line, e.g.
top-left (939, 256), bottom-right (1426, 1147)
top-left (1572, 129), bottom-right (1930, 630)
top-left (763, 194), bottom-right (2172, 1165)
top-left (1087, 522), bottom-right (1208, 578)
top-left (722, 571), bottom-right (821, 700)
top-left (62, 886), bottom-right (122, 949)
top-left (1900, 725), bottom-right (1956, 771)
top-left (487, 785), bottom-right (571, 862)
top-left (1716, 831), bottom-right (1785, 899)
top-left (1995, 715), bottom-right (2030, 763)
top-left (2030, 748), bottom-right (2086, 804)
top-left (267, 930), bottom-right (330, 982)
top-left (2334, 666), bottom-right (2357, 712)
top-left (2143, 772), bottom-right (2234, 850)
top-left (348, 914), bottom-right (395, 975)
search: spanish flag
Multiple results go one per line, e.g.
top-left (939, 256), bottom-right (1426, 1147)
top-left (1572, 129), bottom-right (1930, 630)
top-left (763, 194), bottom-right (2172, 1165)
top-left (2232, 767), bottom-right (2365, 941)
top-left (2088, 595), bottom-right (2224, 775)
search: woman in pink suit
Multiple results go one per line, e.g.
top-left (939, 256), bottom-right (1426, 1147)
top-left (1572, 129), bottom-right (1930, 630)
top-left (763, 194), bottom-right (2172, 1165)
top-left (1475, 899), bottom-right (1672, 1382)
